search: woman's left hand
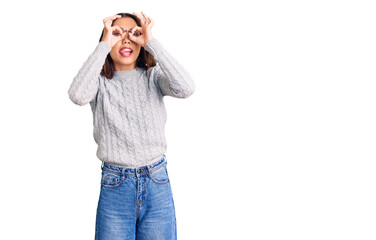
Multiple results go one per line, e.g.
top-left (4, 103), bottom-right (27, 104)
top-left (129, 11), bottom-right (154, 48)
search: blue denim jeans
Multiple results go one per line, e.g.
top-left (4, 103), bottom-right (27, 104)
top-left (95, 155), bottom-right (177, 240)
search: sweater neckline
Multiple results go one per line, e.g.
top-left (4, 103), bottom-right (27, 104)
top-left (113, 67), bottom-right (142, 79)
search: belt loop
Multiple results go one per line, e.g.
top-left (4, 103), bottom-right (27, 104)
top-left (121, 167), bottom-right (125, 179)
top-left (101, 161), bottom-right (104, 170)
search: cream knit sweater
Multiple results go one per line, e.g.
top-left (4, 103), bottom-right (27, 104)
top-left (68, 38), bottom-right (195, 167)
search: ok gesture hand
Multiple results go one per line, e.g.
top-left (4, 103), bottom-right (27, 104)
top-left (129, 11), bottom-right (154, 48)
top-left (101, 15), bottom-right (124, 47)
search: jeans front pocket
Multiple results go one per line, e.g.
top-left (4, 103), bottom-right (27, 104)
top-left (101, 169), bottom-right (124, 189)
top-left (148, 163), bottom-right (170, 185)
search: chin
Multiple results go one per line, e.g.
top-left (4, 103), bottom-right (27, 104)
top-left (119, 59), bottom-right (137, 65)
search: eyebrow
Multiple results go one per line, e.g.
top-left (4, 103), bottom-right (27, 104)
top-left (119, 27), bottom-right (134, 32)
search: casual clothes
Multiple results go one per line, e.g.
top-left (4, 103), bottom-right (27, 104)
top-left (95, 155), bottom-right (176, 240)
top-left (68, 38), bottom-right (195, 167)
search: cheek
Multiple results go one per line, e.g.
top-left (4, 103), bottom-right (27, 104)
top-left (132, 49), bottom-right (141, 57)
top-left (110, 50), bottom-right (118, 58)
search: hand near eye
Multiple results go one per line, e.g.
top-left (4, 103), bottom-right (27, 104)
top-left (101, 15), bottom-right (124, 48)
top-left (129, 11), bottom-right (154, 48)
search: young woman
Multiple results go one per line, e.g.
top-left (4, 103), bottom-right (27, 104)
top-left (68, 11), bottom-right (195, 240)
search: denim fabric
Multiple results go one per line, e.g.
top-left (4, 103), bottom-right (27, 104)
top-left (95, 155), bottom-right (177, 240)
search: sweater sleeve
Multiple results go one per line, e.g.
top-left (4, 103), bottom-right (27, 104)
top-left (68, 41), bottom-right (112, 106)
top-left (144, 38), bottom-right (195, 98)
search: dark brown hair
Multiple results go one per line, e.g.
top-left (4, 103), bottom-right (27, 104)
top-left (98, 12), bottom-right (157, 79)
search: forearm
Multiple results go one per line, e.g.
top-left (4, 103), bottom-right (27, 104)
top-left (68, 41), bottom-right (111, 106)
top-left (144, 38), bottom-right (195, 98)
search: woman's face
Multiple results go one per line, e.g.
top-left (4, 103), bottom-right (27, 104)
top-left (110, 17), bottom-right (141, 71)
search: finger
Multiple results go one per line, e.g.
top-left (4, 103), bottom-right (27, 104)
top-left (141, 11), bottom-right (149, 22)
top-left (103, 15), bottom-right (122, 22)
top-left (103, 15), bottom-right (122, 27)
top-left (132, 12), bottom-right (142, 24)
top-left (133, 12), bottom-right (146, 25)
top-left (128, 28), bottom-right (140, 41)
top-left (141, 11), bottom-right (151, 24)
top-left (131, 26), bottom-right (142, 32)
top-left (111, 26), bottom-right (124, 37)
top-left (148, 17), bottom-right (154, 29)
top-left (130, 26), bottom-right (143, 36)
top-left (112, 25), bottom-right (123, 31)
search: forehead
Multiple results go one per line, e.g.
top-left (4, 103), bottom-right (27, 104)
top-left (113, 17), bottom-right (137, 28)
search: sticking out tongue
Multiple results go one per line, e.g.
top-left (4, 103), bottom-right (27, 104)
top-left (120, 50), bottom-right (133, 55)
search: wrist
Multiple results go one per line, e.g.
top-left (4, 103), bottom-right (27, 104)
top-left (143, 37), bottom-right (153, 48)
top-left (101, 39), bottom-right (111, 48)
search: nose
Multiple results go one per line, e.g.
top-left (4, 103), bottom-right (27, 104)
top-left (122, 32), bottom-right (131, 44)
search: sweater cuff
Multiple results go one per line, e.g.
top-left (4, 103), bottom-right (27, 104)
top-left (144, 38), bottom-right (162, 57)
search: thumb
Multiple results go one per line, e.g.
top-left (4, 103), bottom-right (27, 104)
top-left (131, 26), bottom-right (142, 36)
top-left (128, 31), bottom-right (137, 42)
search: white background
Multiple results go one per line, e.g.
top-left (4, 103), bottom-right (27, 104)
top-left (1, 0), bottom-right (375, 239)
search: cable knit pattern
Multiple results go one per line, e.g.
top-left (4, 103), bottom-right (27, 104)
top-left (68, 38), bottom-right (195, 167)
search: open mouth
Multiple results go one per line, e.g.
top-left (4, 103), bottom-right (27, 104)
top-left (119, 47), bottom-right (133, 57)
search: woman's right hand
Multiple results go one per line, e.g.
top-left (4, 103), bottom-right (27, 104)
top-left (101, 15), bottom-right (124, 48)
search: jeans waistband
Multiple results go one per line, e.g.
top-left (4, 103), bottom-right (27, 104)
top-left (101, 155), bottom-right (167, 176)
